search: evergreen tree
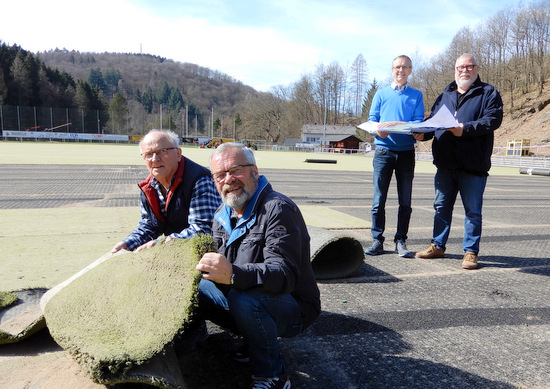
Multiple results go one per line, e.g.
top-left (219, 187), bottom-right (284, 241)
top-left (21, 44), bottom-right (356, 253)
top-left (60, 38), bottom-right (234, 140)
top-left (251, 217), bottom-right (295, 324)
top-left (134, 89), bottom-right (142, 104)
top-left (156, 81), bottom-right (171, 105)
top-left (104, 69), bottom-right (121, 97)
top-left (88, 68), bottom-right (107, 94)
top-left (361, 79), bottom-right (380, 120)
top-left (75, 80), bottom-right (104, 111)
top-left (142, 87), bottom-right (154, 114)
top-left (10, 51), bottom-right (32, 106)
top-left (23, 52), bottom-right (41, 106)
top-left (108, 92), bottom-right (128, 134)
top-left (0, 66), bottom-right (7, 104)
top-left (168, 88), bottom-right (184, 113)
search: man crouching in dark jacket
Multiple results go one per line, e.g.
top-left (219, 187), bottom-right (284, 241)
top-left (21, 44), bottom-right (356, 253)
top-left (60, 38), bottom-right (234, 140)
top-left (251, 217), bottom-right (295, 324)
top-left (415, 53), bottom-right (503, 270)
top-left (195, 143), bottom-right (321, 389)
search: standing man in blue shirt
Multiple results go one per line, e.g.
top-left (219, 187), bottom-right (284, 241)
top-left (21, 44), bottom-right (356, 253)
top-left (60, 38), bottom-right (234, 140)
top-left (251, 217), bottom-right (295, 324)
top-left (365, 55), bottom-right (424, 257)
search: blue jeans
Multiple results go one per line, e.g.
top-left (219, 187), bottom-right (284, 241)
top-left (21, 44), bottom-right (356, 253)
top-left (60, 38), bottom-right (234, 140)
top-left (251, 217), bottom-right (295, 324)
top-left (197, 279), bottom-right (303, 378)
top-left (431, 169), bottom-right (487, 253)
top-left (371, 147), bottom-right (415, 243)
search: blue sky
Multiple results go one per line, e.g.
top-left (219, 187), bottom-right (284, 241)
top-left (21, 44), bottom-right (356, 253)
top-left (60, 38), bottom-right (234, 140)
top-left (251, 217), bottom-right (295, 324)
top-left (2, 0), bottom-right (522, 91)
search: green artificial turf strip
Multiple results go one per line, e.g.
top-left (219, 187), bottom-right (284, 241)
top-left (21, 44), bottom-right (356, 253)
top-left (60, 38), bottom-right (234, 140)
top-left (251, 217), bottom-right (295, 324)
top-left (44, 234), bottom-right (215, 383)
top-left (0, 291), bottom-right (18, 309)
top-left (0, 207), bottom-right (138, 292)
top-left (0, 140), bottom-right (521, 175)
top-left (0, 292), bottom-right (18, 341)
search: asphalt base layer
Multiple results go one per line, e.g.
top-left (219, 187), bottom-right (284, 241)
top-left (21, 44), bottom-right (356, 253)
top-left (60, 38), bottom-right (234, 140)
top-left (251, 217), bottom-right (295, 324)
top-left (1, 164), bottom-right (549, 389)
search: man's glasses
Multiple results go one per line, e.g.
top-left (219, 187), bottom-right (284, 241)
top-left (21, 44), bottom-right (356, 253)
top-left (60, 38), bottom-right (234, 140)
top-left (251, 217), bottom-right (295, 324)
top-left (211, 164), bottom-right (253, 183)
top-left (455, 65), bottom-right (477, 72)
top-left (393, 66), bottom-right (411, 70)
top-left (141, 147), bottom-right (177, 161)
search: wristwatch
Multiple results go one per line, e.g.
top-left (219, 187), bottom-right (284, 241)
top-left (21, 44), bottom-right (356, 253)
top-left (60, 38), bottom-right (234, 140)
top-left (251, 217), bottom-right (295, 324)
top-left (230, 273), bottom-right (235, 285)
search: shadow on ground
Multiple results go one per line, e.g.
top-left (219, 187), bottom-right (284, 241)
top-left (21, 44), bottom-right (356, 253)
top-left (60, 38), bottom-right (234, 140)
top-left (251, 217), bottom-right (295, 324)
top-left (134, 312), bottom-right (514, 389)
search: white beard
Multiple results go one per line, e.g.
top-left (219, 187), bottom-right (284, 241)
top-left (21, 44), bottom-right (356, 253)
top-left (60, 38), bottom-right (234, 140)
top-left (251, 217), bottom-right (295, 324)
top-left (456, 76), bottom-right (475, 90)
top-left (222, 185), bottom-right (252, 210)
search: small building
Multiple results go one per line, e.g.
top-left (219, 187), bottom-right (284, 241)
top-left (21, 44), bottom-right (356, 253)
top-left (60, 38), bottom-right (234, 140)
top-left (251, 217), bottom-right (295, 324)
top-left (284, 138), bottom-right (301, 147)
top-left (320, 134), bottom-right (363, 152)
top-left (301, 124), bottom-right (359, 145)
top-left (507, 139), bottom-right (530, 156)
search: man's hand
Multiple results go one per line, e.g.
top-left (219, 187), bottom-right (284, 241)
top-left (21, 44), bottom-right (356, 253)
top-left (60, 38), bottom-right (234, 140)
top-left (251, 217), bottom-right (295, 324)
top-left (378, 120), bottom-right (405, 129)
top-left (196, 252), bottom-right (233, 284)
top-left (134, 239), bottom-right (157, 252)
top-left (373, 130), bottom-right (389, 139)
top-left (111, 241), bottom-right (129, 254)
top-left (447, 123), bottom-right (464, 137)
top-left (412, 133), bottom-right (425, 141)
top-left (374, 121), bottom-right (406, 138)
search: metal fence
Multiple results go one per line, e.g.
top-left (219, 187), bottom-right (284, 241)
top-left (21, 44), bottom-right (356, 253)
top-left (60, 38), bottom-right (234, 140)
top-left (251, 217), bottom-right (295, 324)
top-left (0, 105), bottom-right (108, 133)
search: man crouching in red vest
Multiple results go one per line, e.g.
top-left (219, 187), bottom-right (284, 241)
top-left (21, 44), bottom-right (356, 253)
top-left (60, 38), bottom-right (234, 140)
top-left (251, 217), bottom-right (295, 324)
top-left (111, 129), bottom-right (221, 253)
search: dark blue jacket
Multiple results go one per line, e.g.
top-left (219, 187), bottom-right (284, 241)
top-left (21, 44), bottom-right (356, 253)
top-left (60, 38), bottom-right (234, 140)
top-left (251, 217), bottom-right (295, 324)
top-left (426, 77), bottom-right (503, 174)
top-left (212, 176), bottom-right (321, 329)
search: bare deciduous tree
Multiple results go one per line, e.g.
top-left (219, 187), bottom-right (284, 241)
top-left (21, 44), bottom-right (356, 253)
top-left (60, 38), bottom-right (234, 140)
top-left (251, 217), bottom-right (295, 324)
top-left (350, 54), bottom-right (369, 116)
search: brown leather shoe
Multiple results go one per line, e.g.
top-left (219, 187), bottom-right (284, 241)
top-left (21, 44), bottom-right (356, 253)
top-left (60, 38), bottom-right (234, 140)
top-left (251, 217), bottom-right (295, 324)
top-left (415, 243), bottom-right (445, 259)
top-left (462, 252), bottom-right (479, 269)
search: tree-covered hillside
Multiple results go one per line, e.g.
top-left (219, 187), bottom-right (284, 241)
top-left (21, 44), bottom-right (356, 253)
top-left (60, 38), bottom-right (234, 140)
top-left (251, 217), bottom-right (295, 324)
top-left (0, 43), bottom-right (259, 136)
top-left (39, 49), bottom-right (259, 135)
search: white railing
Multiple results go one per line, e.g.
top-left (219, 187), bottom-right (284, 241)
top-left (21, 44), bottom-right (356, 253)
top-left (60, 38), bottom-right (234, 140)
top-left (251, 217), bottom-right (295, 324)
top-left (415, 151), bottom-right (550, 169)
top-left (491, 155), bottom-right (550, 168)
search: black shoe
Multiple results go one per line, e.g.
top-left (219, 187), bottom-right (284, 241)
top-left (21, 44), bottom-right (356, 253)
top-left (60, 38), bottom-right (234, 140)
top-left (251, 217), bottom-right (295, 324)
top-left (365, 240), bottom-right (383, 255)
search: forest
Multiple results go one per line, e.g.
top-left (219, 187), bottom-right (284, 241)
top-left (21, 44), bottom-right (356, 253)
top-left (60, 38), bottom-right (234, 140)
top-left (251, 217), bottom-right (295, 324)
top-left (1, 0), bottom-right (550, 144)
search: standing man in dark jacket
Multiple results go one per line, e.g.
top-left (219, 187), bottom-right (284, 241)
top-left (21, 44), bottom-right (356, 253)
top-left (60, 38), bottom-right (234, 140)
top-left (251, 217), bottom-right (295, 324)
top-left (415, 54), bottom-right (503, 269)
top-left (196, 143), bottom-right (321, 389)
top-left (111, 129), bottom-right (220, 253)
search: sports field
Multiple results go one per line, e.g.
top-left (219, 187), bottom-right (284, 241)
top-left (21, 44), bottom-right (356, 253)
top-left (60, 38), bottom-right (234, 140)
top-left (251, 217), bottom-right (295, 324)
top-left (0, 140), bottom-right (519, 174)
top-left (3, 141), bottom-right (549, 389)
top-left (0, 141), bottom-right (519, 292)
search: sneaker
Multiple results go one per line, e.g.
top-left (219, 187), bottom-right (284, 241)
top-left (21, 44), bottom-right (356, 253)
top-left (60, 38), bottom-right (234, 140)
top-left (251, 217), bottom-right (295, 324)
top-left (365, 240), bottom-right (383, 255)
top-left (232, 344), bottom-right (250, 363)
top-left (415, 243), bottom-right (445, 259)
top-left (251, 375), bottom-right (291, 389)
top-left (462, 251), bottom-right (479, 270)
top-left (395, 240), bottom-right (411, 258)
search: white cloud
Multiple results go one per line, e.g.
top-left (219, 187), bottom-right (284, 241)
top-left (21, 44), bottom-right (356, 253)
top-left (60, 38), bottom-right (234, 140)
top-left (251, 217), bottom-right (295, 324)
top-left (0, 0), bottom-right (525, 91)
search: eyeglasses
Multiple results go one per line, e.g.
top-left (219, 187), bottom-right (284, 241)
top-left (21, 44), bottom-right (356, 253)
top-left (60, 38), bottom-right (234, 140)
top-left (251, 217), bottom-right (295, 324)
top-left (455, 65), bottom-right (477, 72)
top-left (141, 147), bottom-right (177, 161)
top-left (211, 164), bottom-right (254, 183)
top-left (393, 66), bottom-right (411, 70)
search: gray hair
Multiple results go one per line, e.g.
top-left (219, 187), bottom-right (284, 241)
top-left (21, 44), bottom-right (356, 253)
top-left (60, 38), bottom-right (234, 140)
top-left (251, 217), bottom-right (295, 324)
top-left (393, 55), bottom-right (412, 67)
top-left (210, 142), bottom-right (256, 169)
top-left (456, 53), bottom-right (479, 66)
top-left (139, 129), bottom-right (179, 149)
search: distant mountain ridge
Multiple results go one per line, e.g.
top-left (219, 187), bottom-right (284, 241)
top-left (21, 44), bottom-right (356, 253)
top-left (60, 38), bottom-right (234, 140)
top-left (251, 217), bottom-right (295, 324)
top-left (38, 49), bottom-right (259, 120)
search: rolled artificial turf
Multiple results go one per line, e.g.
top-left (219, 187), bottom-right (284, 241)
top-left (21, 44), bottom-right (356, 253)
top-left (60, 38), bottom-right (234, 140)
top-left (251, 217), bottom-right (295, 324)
top-left (44, 234), bottom-right (215, 384)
